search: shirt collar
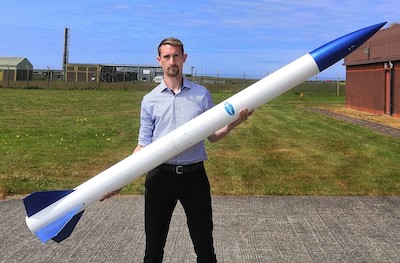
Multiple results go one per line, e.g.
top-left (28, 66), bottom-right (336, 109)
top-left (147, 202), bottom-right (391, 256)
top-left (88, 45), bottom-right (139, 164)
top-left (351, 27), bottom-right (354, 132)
top-left (159, 77), bottom-right (192, 93)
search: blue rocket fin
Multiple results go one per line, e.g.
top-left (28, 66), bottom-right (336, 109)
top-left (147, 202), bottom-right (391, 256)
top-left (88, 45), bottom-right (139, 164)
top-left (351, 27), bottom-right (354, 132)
top-left (23, 190), bottom-right (74, 217)
top-left (35, 204), bottom-right (85, 243)
top-left (52, 210), bottom-right (84, 243)
top-left (23, 190), bottom-right (86, 243)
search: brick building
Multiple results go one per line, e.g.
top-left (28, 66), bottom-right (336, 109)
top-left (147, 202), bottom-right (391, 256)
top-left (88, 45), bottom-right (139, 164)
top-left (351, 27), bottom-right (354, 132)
top-left (344, 24), bottom-right (400, 117)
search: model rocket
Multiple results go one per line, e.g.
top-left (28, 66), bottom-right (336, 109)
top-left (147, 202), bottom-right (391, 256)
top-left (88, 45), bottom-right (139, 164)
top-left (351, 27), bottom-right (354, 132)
top-left (23, 22), bottom-right (386, 243)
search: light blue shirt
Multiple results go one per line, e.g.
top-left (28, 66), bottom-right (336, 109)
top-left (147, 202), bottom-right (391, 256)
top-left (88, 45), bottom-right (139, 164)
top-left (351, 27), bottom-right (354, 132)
top-left (138, 78), bottom-right (214, 165)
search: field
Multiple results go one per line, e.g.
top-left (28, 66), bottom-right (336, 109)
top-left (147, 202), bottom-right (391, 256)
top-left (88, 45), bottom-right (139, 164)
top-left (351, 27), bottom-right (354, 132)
top-left (1, 80), bottom-right (399, 198)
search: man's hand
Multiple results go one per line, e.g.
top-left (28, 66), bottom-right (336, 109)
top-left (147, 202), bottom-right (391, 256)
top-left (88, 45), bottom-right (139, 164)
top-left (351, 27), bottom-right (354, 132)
top-left (208, 107), bottom-right (254, 143)
top-left (100, 188), bottom-right (122, 201)
top-left (100, 146), bottom-right (144, 202)
top-left (234, 108), bottom-right (254, 125)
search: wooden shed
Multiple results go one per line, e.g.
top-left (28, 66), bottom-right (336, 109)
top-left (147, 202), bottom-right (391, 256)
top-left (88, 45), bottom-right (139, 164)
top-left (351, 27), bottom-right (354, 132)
top-left (344, 24), bottom-right (400, 117)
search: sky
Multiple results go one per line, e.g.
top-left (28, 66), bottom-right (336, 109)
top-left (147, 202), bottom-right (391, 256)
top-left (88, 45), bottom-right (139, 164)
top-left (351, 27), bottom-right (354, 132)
top-left (0, 0), bottom-right (397, 80)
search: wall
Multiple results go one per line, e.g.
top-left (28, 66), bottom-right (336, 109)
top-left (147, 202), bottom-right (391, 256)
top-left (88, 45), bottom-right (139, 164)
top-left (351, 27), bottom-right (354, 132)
top-left (346, 61), bottom-right (399, 117)
top-left (346, 63), bottom-right (386, 114)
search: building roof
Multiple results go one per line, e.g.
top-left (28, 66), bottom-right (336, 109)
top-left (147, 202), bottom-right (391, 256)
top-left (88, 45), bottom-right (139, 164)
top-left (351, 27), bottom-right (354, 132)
top-left (344, 24), bottom-right (400, 66)
top-left (0, 57), bottom-right (27, 66)
top-left (66, 62), bottom-right (161, 68)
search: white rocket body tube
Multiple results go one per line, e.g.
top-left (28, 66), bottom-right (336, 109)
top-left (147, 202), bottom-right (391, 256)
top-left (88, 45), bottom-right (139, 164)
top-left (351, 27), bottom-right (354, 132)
top-left (23, 22), bottom-right (386, 243)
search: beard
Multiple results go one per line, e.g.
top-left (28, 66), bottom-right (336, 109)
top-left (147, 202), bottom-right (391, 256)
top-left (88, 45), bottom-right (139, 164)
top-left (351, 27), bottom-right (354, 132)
top-left (165, 65), bottom-right (180, 77)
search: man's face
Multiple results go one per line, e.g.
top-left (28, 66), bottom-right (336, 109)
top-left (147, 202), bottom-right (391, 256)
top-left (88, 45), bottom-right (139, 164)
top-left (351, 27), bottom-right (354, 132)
top-left (157, 44), bottom-right (187, 77)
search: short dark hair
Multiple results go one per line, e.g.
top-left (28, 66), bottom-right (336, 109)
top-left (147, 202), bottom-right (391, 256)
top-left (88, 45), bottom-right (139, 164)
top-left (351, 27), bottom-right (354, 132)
top-left (158, 37), bottom-right (184, 56)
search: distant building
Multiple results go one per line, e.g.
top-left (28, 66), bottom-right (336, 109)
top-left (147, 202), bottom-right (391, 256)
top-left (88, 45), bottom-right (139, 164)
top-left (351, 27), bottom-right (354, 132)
top-left (0, 57), bottom-right (33, 81)
top-left (344, 24), bottom-right (400, 117)
top-left (64, 63), bottom-right (163, 83)
top-left (33, 69), bottom-right (63, 80)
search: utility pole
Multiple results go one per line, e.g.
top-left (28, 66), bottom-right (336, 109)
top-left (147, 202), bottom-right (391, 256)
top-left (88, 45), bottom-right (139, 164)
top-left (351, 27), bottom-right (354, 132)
top-left (6, 65), bottom-right (10, 88)
top-left (337, 74), bottom-right (340, 96)
top-left (26, 65), bottom-right (30, 88)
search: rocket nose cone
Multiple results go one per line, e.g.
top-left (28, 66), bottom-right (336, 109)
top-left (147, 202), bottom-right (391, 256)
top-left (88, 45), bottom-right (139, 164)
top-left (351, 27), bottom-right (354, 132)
top-left (310, 22), bottom-right (387, 72)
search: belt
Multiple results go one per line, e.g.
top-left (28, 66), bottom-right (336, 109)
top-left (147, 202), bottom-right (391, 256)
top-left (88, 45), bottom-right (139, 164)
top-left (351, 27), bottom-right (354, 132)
top-left (160, 162), bottom-right (204, 175)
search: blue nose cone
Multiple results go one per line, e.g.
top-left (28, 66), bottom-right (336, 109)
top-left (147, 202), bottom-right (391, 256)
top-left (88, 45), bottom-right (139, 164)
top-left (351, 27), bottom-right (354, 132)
top-left (310, 22), bottom-right (386, 72)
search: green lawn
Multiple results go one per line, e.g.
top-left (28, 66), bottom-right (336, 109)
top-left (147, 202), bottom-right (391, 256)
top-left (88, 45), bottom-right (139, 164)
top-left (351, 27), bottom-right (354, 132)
top-left (1, 83), bottom-right (399, 197)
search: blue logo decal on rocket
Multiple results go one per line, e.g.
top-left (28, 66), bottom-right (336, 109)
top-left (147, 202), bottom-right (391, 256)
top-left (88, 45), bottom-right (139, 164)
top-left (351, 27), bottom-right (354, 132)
top-left (224, 102), bottom-right (235, 115)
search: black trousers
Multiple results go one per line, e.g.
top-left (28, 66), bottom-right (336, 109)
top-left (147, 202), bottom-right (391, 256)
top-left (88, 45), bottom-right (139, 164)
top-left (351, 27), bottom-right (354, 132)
top-left (143, 162), bottom-right (217, 263)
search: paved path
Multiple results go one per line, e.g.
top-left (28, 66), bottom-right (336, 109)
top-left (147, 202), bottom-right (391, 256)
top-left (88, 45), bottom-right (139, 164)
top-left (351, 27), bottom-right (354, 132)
top-left (308, 108), bottom-right (400, 138)
top-left (1, 196), bottom-right (399, 263)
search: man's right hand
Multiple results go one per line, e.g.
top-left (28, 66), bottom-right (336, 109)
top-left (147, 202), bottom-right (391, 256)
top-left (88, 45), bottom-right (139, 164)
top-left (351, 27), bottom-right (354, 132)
top-left (100, 146), bottom-right (144, 202)
top-left (100, 188), bottom-right (122, 201)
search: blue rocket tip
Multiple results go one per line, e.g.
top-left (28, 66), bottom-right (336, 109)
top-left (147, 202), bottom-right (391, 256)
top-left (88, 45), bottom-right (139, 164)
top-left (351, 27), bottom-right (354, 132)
top-left (310, 22), bottom-right (387, 72)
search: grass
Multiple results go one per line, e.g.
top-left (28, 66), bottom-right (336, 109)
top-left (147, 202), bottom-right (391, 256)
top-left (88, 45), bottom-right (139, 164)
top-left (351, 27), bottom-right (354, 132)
top-left (0, 88), bottom-right (144, 197)
top-left (0, 81), bottom-right (399, 198)
top-left (207, 101), bottom-right (399, 195)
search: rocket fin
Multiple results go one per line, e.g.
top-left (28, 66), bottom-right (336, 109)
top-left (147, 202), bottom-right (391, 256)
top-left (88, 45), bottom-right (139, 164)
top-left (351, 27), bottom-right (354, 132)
top-left (52, 210), bottom-right (84, 243)
top-left (35, 204), bottom-right (84, 243)
top-left (23, 190), bottom-right (74, 217)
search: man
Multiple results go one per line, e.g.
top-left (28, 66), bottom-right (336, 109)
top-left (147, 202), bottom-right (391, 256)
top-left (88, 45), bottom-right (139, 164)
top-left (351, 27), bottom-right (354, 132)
top-left (103, 37), bottom-right (253, 263)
